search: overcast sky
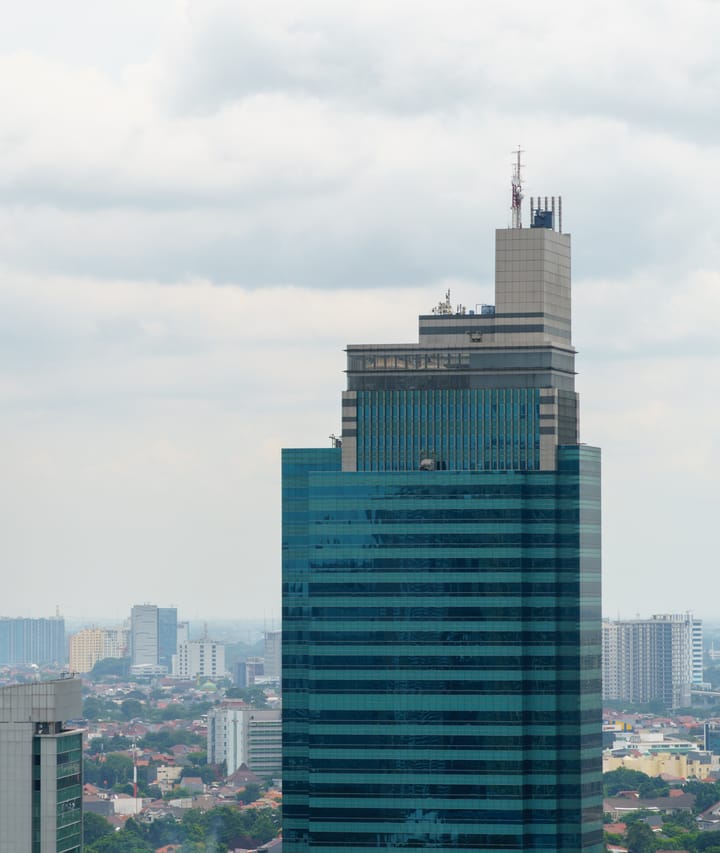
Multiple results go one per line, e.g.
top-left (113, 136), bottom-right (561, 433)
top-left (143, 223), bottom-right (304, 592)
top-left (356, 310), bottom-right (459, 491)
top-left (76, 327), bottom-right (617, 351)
top-left (1, 0), bottom-right (718, 624)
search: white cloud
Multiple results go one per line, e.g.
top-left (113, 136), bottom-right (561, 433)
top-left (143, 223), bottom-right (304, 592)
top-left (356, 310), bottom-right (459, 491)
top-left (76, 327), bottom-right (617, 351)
top-left (0, 0), bottom-right (718, 619)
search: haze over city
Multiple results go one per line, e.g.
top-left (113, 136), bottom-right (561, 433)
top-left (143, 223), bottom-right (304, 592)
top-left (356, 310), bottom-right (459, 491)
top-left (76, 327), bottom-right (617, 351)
top-left (1, 0), bottom-right (718, 621)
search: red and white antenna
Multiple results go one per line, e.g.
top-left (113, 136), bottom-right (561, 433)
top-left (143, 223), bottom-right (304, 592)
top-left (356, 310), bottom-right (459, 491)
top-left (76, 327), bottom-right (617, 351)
top-left (511, 146), bottom-right (523, 228)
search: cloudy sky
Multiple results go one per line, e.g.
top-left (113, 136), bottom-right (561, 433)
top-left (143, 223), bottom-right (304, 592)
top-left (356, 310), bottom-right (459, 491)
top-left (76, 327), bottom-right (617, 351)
top-left (1, 0), bottom-right (718, 624)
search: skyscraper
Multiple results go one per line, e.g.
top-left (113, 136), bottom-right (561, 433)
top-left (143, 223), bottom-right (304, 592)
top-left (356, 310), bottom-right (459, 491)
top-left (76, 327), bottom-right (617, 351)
top-left (208, 702), bottom-right (282, 779)
top-left (282, 191), bottom-right (602, 850)
top-left (130, 604), bottom-right (178, 671)
top-left (602, 613), bottom-right (701, 709)
top-left (0, 677), bottom-right (83, 852)
top-left (264, 630), bottom-right (282, 681)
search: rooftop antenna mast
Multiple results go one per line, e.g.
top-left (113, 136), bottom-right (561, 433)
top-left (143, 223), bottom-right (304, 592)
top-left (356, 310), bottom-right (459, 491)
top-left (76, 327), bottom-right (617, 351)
top-left (511, 146), bottom-right (524, 229)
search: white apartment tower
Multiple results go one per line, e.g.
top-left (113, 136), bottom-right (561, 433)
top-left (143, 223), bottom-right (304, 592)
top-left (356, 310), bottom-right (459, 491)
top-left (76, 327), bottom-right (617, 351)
top-left (207, 702), bottom-right (281, 779)
top-left (602, 613), bottom-right (701, 709)
top-left (173, 640), bottom-right (226, 680)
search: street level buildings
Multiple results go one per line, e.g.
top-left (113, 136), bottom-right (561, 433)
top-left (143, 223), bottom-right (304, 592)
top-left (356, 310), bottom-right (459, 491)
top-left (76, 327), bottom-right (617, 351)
top-left (602, 613), bottom-right (701, 709)
top-left (0, 677), bottom-right (83, 852)
top-left (282, 199), bottom-right (602, 850)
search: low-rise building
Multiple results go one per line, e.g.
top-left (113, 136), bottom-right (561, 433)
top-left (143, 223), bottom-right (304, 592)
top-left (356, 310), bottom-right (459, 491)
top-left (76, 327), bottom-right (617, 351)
top-left (604, 793), bottom-right (696, 820)
top-left (603, 749), bottom-right (717, 780)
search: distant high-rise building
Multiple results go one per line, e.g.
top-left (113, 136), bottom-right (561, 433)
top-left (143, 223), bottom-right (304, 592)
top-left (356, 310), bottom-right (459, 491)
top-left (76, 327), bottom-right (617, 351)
top-left (0, 677), bottom-right (83, 852)
top-left (0, 616), bottom-right (66, 666)
top-left (130, 605), bottom-right (158, 666)
top-left (158, 607), bottom-right (178, 670)
top-left (692, 619), bottom-right (704, 685)
top-left (602, 613), bottom-right (700, 709)
top-left (283, 187), bottom-right (602, 850)
top-left (177, 620), bottom-right (190, 646)
top-left (173, 640), bottom-right (226, 680)
top-left (235, 657), bottom-right (264, 688)
top-left (263, 630), bottom-right (281, 681)
top-left (207, 702), bottom-right (281, 779)
top-left (130, 605), bottom-right (178, 671)
top-left (68, 626), bottom-right (129, 673)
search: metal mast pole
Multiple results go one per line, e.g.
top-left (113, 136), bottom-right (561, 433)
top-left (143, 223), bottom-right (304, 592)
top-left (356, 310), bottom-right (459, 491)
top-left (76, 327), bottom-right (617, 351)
top-left (511, 147), bottom-right (523, 229)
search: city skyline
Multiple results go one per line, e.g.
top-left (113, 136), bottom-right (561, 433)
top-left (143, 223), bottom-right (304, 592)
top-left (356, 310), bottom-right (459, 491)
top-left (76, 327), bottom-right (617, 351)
top-left (1, 1), bottom-right (718, 620)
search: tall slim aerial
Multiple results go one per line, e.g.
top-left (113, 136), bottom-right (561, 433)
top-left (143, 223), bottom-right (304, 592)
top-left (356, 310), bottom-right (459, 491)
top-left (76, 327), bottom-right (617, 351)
top-left (511, 146), bottom-right (523, 228)
top-left (282, 178), bottom-right (602, 851)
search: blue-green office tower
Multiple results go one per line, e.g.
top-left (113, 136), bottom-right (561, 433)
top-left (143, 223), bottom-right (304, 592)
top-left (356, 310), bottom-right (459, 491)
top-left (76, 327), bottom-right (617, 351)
top-left (282, 205), bottom-right (602, 851)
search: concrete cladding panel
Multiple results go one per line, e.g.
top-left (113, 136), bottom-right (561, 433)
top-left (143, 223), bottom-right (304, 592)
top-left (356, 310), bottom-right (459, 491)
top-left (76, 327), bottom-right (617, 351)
top-left (0, 678), bottom-right (82, 723)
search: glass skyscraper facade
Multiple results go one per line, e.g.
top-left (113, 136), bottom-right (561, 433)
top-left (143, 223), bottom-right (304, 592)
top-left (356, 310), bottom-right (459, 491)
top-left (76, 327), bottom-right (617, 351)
top-left (283, 210), bottom-right (602, 851)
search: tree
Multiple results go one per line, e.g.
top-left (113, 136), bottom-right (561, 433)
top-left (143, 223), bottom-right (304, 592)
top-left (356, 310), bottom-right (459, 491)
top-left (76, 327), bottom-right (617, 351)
top-left (183, 763), bottom-right (216, 785)
top-left (120, 698), bottom-right (143, 720)
top-left (141, 783), bottom-right (162, 801)
top-left (237, 782), bottom-right (262, 805)
top-left (100, 753), bottom-right (134, 788)
top-left (83, 812), bottom-right (114, 845)
top-left (684, 779), bottom-right (720, 813)
top-left (139, 729), bottom-right (204, 752)
top-left (626, 821), bottom-right (656, 853)
top-left (248, 809), bottom-right (278, 845)
top-left (663, 808), bottom-right (697, 830)
top-left (637, 777), bottom-right (670, 799)
top-left (180, 809), bottom-right (209, 843)
top-left (86, 829), bottom-right (152, 853)
top-left (89, 657), bottom-right (130, 680)
top-left (83, 696), bottom-right (120, 721)
top-left (224, 685), bottom-right (268, 708)
top-left (603, 768), bottom-right (652, 796)
top-left (697, 831), bottom-right (720, 851)
top-left (165, 786), bottom-right (194, 801)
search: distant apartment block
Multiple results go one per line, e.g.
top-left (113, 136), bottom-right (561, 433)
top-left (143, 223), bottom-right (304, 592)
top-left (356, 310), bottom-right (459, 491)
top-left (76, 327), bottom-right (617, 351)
top-left (693, 619), bottom-right (704, 685)
top-left (207, 703), bottom-right (281, 779)
top-left (0, 616), bottom-right (66, 666)
top-left (603, 613), bottom-right (701, 709)
top-left (130, 605), bottom-right (177, 671)
top-left (235, 657), bottom-right (264, 688)
top-left (157, 608), bottom-right (178, 669)
top-left (0, 677), bottom-right (83, 852)
top-left (263, 631), bottom-right (281, 681)
top-left (173, 640), bottom-right (226, 680)
top-left (68, 626), bottom-right (129, 673)
top-left (177, 620), bottom-right (190, 646)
